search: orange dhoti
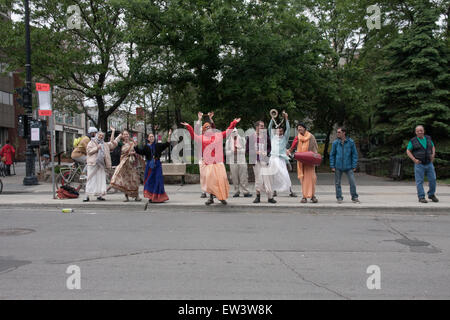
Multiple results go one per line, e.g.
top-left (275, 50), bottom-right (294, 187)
top-left (296, 131), bottom-right (318, 199)
top-left (203, 163), bottom-right (230, 201)
top-left (298, 164), bottom-right (317, 199)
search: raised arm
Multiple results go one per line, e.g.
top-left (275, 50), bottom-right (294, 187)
top-left (289, 136), bottom-right (298, 153)
top-left (268, 118), bottom-right (274, 138)
top-left (222, 118), bottom-right (240, 139)
top-left (284, 119), bottom-right (290, 143)
top-left (182, 123), bottom-right (202, 144)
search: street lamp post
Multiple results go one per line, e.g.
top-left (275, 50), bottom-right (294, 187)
top-left (23, 0), bottom-right (38, 185)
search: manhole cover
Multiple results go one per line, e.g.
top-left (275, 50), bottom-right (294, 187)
top-left (0, 228), bottom-right (35, 236)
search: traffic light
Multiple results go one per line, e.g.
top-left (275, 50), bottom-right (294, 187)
top-left (14, 86), bottom-right (32, 113)
top-left (18, 114), bottom-right (29, 138)
top-left (22, 86), bottom-right (32, 113)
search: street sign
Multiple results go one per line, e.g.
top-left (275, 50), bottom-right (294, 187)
top-left (36, 83), bottom-right (52, 116)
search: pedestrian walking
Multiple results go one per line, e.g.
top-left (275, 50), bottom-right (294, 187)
top-left (0, 140), bottom-right (15, 176)
top-left (83, 128), bottom-right (121, 202)
top-left (406, 125), bottom-right (439, 203)
top-left (329, 127), bottom-right (359, 203)
top-left (110, 130), bottom-right (142, 202)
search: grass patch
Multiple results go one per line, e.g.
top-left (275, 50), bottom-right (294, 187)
top-left (437, 178), bottom-right (450, 185)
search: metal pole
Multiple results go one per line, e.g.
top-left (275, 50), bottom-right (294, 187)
top-left (167, 106), bottom-right (171, 163)
top-left (51, 112), bottom-right (56, 199)
top-left (23, 0), bottom-right (38, 185)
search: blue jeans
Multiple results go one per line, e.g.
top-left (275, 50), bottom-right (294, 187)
top-left (335, 169), bottom-right (358, 200)
top-left (414, 163), bottom-right (436, 199)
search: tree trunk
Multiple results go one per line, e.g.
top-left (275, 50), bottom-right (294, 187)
top-left (323, 127), bottom-right (333, 164)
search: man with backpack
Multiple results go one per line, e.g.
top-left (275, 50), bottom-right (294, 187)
top-left (71, 127), bottom-right (98, 165)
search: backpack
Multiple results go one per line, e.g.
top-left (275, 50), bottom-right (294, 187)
top-left (73, 136), bottom-right (85, 148)
top-left (57, 185), bottom-right (80, 199)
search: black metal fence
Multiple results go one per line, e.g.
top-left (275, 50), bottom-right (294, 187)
top-left (359, 157), bottom-right (450, 180)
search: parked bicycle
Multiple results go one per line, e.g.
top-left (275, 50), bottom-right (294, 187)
top-left (56, 162), bottom-right (87, 192)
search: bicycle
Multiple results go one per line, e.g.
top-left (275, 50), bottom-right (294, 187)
top-left (56, 162), bottom-right (87, 192)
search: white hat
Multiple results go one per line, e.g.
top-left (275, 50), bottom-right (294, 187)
top-left (88, 127), bottom-right (98, 134)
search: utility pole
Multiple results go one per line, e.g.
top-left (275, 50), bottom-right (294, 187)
top-left (23, 0), bottom-right (38, 185)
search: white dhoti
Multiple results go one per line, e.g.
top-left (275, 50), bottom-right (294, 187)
top-left (86, 164), bottom-right (107, 197)
top-left (253, 161), bottom-right (273, 198)
top-left (268, 156), bottom-right (292, 193)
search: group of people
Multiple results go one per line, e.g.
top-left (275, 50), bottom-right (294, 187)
top-left (69, 116), bottom-right (440, 208)
top-left (181, 111), bottom-right (356, 206)
top-left (71, 127), bottom-right (172, 208)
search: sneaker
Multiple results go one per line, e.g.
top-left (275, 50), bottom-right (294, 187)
top-left (419, 198), bottom-right (428, 203)
top-left (243, 193), bottom-right (253, 198)
top-left (300, 198), bottom-right (307, 203)
top-left (311, 196), bottom-right (318, 203)
top-left (233, 192), bottom-right (240, 198)
top-left (83, 197), bottom-right (89, 202)
top-left (97, 197), bottom-right (106, 201)
top-left (220, 200), bottom-right (227, 205)
top-left (428, 195), bottom-right (439, 203)
top-left (337, 199), bottom-right (343, 204)
top-left (289, 192), bottom-right (298, 197)
top-left (352, 198), bottom-right (360, 203)
top-left (200, 193), bottom-right (207, 198)
top-left (268, 198), bottom-right (277, 204)
top-left (205, 198), bottom-right (214, 205)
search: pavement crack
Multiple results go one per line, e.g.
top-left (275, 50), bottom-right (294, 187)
top-left (269, 251), bottom-right (351, 300)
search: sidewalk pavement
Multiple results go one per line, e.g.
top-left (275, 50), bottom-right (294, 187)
top-left (1, 165), bottom-right (449, 214)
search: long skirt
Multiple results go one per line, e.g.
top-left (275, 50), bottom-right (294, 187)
top-left (110, 157), bottom-right (140, 198)
top-left (143, 159), bottom-right (169, 203)
top-left (203, 163), bottom-right (230, 201)
top-left (268, 156), bottom-right (292, 193)
top-left (86, 165), bottom-right (107, 197)
top-left (299, 164), bottom-right (317, 198)
top-left (199, 160), bottom-right (207, 192)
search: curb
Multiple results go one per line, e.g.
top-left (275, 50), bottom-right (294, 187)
top-left (1, 202), bottom-right (449, 215)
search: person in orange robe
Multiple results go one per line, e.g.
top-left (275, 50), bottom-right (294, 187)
top-left (287, 122), bottom-right (319, 203)
top-left (182, 115), bottom-right (240, 205)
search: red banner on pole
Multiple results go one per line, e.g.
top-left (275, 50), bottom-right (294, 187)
top-left (36, 83), bottom-right (50, 91)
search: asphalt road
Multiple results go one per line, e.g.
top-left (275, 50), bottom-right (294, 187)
top-left (1, 207), bottom-right (449, 300)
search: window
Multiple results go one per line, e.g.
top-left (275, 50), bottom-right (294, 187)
top-left (0, 91), bottom-right (12, 105)
top-left (74, 114), bottom-right (81, 127)
top-left (65, 114), bottom-right (73, 125)
top-left (55, 110), bottom-right (63, 123)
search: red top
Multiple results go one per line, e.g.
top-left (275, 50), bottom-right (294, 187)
top-left (0, 144), bottom-right (16, 165)
top-left (186, 120), bottom-right (238, 164)
top-left (289, 136), bottom-right (298, 152)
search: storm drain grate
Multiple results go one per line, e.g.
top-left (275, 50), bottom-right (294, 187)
top-left (0, 228), bottom-right (35, 236)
